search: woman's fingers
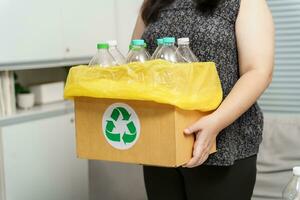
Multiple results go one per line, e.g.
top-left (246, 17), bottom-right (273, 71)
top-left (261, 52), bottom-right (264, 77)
top-left (184, 132), bottom-right (212, 168)
top-left (185, 148), bottom-right (210, 168)
top-left (197, 149), bottom-right (210, 166)
top-left (184, 137), bottom-right (207, 168)
top-left (184, 120), bottom-right (203, 135)
top-left (184, 156), bottom-right (200, 168)
top-left (182, 114), bottom-right (219, 168)
top-left (184, 137), bottom-right (202, 167)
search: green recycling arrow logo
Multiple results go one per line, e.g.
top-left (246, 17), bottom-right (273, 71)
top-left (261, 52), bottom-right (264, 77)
top-left (102, 103), bottom-right (140, 150)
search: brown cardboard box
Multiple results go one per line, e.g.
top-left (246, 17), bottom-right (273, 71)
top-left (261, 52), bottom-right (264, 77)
top-left (75, 97), bottom-right (216, 167)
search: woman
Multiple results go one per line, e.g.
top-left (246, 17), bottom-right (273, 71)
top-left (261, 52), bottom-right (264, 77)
top-left (132, 0), bottom-right (274, 199)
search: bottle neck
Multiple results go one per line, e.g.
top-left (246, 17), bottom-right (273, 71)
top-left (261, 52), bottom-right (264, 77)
top-left (98, 48), bottom-right (110, 53)
top-left (178, 43), bottom-right (190, 47)
top-left (132, 45), bottom-right (144, 51)
top-left (109, 46), bottom-right (117, 50)
top-left (164, 42), bottom-right (175, 47)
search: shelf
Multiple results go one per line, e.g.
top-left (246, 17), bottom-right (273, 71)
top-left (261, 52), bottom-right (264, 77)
top-left (0, 57), bottom-right (90, 71)
top-left (0, 100), bottom-right (74, 127)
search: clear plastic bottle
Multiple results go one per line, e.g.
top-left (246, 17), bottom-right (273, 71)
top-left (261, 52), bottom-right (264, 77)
top-left (88, 43), bottom-right (116, 67)
top-left (126, 44), bottom-right (133, 59)
top-left (107, 40), bottom-right (126, 65)
top-left (155, 37), bottom-right (182, 63)
top-left (151, 38), bottom-right (164, 60)
top-left (176, 38), bottom-right (199, 63)
top-left (283, 167), bottom-right (300, 200)
top-left (126, 39), bottom-right (150, 63)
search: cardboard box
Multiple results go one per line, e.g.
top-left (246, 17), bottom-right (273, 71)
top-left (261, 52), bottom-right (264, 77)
top-left (75, 97), bottom-right (216, 167)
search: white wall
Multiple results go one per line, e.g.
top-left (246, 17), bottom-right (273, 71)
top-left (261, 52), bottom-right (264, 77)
top-left (115, 0), bottom-right (144, 55)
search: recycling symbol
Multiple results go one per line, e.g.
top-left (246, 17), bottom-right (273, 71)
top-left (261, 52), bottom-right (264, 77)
top-left (102, 103), bottom-right (140, 150)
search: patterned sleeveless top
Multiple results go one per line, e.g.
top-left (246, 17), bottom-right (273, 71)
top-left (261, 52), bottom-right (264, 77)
top-left (142, 0), bottom-right (264, 166)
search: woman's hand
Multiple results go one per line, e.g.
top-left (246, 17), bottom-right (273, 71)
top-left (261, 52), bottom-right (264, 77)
top-left (183, 114), bottom-right (221, 168)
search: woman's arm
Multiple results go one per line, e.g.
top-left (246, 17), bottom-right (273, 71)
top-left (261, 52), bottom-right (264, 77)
top-left (184, 0), bottom-right (274, 168)
top-left (131, 1), bottom-right (146, 40)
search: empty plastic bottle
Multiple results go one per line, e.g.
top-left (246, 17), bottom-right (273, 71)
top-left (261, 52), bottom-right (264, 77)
top-left (151, 38), bottom-right (164, 60)
top-left (88, 43), bottom-right (116, 67)
top-left (126, 44), bottom-right (133, 59)
top-left (107, 40), bottom-right (126, 65)
top-left (155, 37), bottom-right (182, 63)
top-left (126, 39), bottom-right (150, 63)
top-left (176, 38), bottom-right (199, 63)
top-left (283, 167), bottom-right (300, 200)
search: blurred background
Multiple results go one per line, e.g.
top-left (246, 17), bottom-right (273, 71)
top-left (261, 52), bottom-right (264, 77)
top-left (0, 0), bottom-right (299, 199)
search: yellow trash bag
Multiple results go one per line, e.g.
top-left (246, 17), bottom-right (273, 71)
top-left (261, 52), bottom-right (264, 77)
top-left (64, 60), bottom-right (223, 111)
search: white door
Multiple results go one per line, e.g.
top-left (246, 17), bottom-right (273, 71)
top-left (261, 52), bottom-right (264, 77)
top-left (0, 113), bottom-right (88, 200)
top-left (62, 0), bottom-right (117, 59)
top-left (0, 0), bottom-right (64, 64)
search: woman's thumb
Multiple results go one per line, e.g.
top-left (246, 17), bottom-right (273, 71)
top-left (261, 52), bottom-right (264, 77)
top-left (184, 124), bottom-right (198, 135)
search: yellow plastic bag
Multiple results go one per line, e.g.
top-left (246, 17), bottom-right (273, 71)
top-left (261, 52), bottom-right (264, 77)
top-left (64, 60), bottom-right (223, 111)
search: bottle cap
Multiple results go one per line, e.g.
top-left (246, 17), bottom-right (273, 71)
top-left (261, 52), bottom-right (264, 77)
top-left (178, 38), bottom-right (190, 45)
top-left (157, 38), bottom-right (164, 45)
top-left (107, 40), bottom-right (117, 47)
top-left (97, 43), bottom-right (109, 49)
top-left (293, 167), bottom-right (300, 176)
top-left (163, 37), bottom-right (176, 44)
top-left (132, 39), bottom-right (145, 46)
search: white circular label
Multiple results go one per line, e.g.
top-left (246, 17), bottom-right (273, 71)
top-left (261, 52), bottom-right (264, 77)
top-left (102, 103), bottom-right (141, 150)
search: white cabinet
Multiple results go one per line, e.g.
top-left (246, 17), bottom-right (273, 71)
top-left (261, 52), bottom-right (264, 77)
top-left (62, 0), bottom-right (117, 59)
top-left (0, 0), bottom-right (64, 64)
top-left (0, 0), bottom-right (143, 67)
top-left (0, 113), bottom-right (89, 200)
top-left (0, 0), bottom-right (117, 66)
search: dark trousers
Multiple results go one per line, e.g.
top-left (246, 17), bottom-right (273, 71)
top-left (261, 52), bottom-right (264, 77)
top-left (143, 155), bottom-right (257, 200)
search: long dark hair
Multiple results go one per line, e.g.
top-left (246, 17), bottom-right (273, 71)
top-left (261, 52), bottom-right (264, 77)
top-left (142, 0), bottom-right (222, 25)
